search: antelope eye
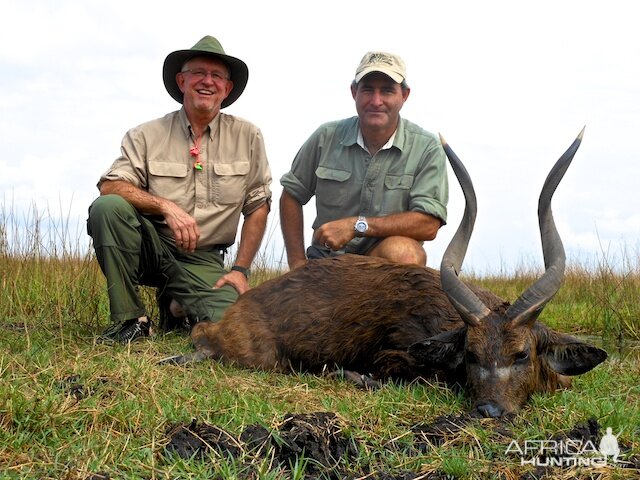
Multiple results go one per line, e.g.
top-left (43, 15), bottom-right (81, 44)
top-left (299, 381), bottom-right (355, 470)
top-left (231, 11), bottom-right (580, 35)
top-left (514, 350), bottom-right (529, 363)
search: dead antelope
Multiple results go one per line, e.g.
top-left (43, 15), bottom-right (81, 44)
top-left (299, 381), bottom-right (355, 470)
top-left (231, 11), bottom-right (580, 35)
top-left (162, 128), bottom-right (607, 418)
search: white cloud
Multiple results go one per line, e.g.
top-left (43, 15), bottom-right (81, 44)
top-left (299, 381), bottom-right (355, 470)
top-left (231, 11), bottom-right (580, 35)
top-left (1, 0), bottom-right (639, 271)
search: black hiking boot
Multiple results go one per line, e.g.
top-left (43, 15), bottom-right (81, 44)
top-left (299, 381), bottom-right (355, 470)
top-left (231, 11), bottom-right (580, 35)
top-left (99, 317), bottom-right (152, 344)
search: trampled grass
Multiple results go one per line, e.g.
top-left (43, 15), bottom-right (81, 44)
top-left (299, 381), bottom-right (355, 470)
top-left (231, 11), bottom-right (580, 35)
top-left (1, 206), bottom-right (639, 479)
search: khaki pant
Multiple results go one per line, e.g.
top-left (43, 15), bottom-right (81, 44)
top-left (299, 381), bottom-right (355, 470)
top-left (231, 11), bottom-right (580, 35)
top-left (87, 195), bottom-right (237, 332)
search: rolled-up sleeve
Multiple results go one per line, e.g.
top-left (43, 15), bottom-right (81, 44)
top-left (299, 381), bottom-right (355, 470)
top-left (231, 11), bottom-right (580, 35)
top-left (98, 127), bottom-right (149, 189)
top-left (242, 128), bottom-right (272, 215)
top-left (409, 140), bottom-right (449, 224)
top-left (280, 125), bottom-right (329, 205)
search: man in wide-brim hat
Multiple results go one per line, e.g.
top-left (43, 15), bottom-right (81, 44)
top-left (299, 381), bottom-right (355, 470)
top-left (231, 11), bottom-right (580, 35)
top-left (162, 35), bottom-right (249, 109)
top-left (87, 35), bottom-right (272, 344)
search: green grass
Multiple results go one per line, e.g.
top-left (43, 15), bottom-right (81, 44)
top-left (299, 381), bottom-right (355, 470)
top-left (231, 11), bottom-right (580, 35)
top-left (1, 205), bottom-right (639, 479)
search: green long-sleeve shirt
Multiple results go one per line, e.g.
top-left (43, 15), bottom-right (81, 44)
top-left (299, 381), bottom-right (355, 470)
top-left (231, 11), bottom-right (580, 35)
top-left (281, 116), bottom-right (448, 253)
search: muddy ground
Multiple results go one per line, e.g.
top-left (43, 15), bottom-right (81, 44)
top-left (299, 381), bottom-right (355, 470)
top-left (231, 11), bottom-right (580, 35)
top-left (158, 412), bottom-right (639, 479)
top-left (55, 376), bottom-right (638, 478)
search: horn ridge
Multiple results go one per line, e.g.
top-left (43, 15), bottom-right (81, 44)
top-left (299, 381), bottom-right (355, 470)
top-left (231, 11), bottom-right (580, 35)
top-left (439, 134), bottom-right (492, 326)
top-left (507, 127), bottom-right (585, 324)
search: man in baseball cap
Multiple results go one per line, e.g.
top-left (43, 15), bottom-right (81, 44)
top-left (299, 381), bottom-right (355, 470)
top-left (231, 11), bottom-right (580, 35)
top-left (280, 50), bottom-right (448, 270)
top-left (87, 36), bottom-right (272, 343)
top-left (354, 51), bottom-right (407, 84)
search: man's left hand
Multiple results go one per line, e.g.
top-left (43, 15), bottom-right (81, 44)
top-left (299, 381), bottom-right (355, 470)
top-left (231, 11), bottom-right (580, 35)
top-left (214, 270), bottom-right (250, 295)
top-left (313, 217), bottom-right (356, 250)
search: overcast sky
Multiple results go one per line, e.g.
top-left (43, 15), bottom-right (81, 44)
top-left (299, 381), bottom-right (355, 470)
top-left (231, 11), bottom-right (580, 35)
top-left (1, 0), bottom-right (638, 273)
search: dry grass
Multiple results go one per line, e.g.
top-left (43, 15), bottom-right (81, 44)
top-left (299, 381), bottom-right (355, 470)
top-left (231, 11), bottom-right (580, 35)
top-left (1, 203), bottom-right (638, 479)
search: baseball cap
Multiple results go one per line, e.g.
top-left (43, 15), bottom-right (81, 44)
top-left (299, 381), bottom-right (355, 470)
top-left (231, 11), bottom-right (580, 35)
top-left (354, 51), bottom-right (406, 84)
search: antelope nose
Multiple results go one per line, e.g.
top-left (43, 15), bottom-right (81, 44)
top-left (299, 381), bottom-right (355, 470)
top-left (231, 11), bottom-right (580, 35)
top-left (475, 403), bottom-right (504, 418)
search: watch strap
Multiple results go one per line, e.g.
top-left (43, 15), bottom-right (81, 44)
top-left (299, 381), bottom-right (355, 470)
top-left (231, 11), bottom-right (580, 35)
top-left (231, 265), bottom-right (250, 278)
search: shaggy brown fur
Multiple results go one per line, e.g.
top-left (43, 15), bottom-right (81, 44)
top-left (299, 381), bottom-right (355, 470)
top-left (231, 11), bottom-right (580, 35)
top-left (163, 254), bottom-right (606, 418)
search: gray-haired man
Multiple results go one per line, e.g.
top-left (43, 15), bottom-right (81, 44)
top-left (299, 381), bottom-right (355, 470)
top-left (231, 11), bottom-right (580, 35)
top-left (87, 36), bottom-right (272, 343)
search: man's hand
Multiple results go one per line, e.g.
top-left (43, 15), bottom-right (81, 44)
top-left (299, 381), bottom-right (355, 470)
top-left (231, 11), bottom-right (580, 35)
top-left (162, 201), bottom-right (200, 252)
top-left (313, 217), bottom-right (356, 251)
top-left (214, 270), bottom-right (250, 295)
top-left (99, 179), bottom-right (201, 252)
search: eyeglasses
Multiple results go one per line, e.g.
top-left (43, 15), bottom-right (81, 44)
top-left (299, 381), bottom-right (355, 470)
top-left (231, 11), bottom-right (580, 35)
top-left (180, 69), bottom-right (230, 82)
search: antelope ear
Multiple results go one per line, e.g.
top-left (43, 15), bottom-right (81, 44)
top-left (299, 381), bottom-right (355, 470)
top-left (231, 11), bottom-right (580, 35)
top-left (541, 332), bottom-right (608, 375)
top-left (408, 328), bottom-right (466, 370)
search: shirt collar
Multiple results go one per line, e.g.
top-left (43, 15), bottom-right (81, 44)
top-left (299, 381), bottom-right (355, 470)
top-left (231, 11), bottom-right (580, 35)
top-left (179, 107), bottom-right (220, 140)
top-left (341, 116), bottom-right (404, 154)
top-left (356, 128), bottom-right (397, 154)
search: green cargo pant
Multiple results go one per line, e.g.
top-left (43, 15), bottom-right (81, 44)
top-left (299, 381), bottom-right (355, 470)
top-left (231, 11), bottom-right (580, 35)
top-left (87, 195), bottom-right (238, 332)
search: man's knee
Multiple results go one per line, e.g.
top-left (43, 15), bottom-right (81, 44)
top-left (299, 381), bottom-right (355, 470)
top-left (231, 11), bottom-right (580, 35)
top-left (87, 194), bottom-right (139, 240)
top-left (367, 236), bottom-right (427, 265)
top-left (399, 246), bottom-right (427, 265)
top-left (88, 194), bottom-right (133, 221)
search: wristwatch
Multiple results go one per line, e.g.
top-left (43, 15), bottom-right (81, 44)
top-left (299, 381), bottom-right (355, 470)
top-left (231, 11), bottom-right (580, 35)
top-left (231, 265), bottom-right (250, 278)
top-left (354, 216), bottom-right (368, 237)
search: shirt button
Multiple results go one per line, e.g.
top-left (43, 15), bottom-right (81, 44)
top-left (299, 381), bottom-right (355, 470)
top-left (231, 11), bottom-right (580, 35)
top-left (196, 203), bottom-right (205, 209)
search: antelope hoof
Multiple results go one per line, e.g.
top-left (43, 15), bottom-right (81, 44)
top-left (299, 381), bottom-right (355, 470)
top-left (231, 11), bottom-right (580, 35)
top-left (327, 370), bottom-right (381, 390)
top-left (158, 354), bottom-right (190, 366)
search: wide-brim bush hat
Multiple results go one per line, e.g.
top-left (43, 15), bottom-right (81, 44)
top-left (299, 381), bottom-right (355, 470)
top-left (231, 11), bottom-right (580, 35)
top-left (163, 35), bottom-right (249, 108)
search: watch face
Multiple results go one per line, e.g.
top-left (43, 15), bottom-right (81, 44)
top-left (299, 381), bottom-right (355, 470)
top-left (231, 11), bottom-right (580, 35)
top-left (355, 221), bottom-right (367, 233)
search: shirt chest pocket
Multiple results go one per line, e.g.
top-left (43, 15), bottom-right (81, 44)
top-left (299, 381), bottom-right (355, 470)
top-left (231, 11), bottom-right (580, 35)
top-left (382, 174), bottom-right (413, 213)
top-left (148, 161), bottom-right (189, 203)
top-left (213, 162), bottom-right (250, 204)
top-left (315, 166), bottom-right (352, 207)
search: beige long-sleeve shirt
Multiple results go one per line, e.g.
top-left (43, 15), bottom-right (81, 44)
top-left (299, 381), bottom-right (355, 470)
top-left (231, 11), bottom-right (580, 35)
top-left (99, 108), bottom-right (272, 249)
